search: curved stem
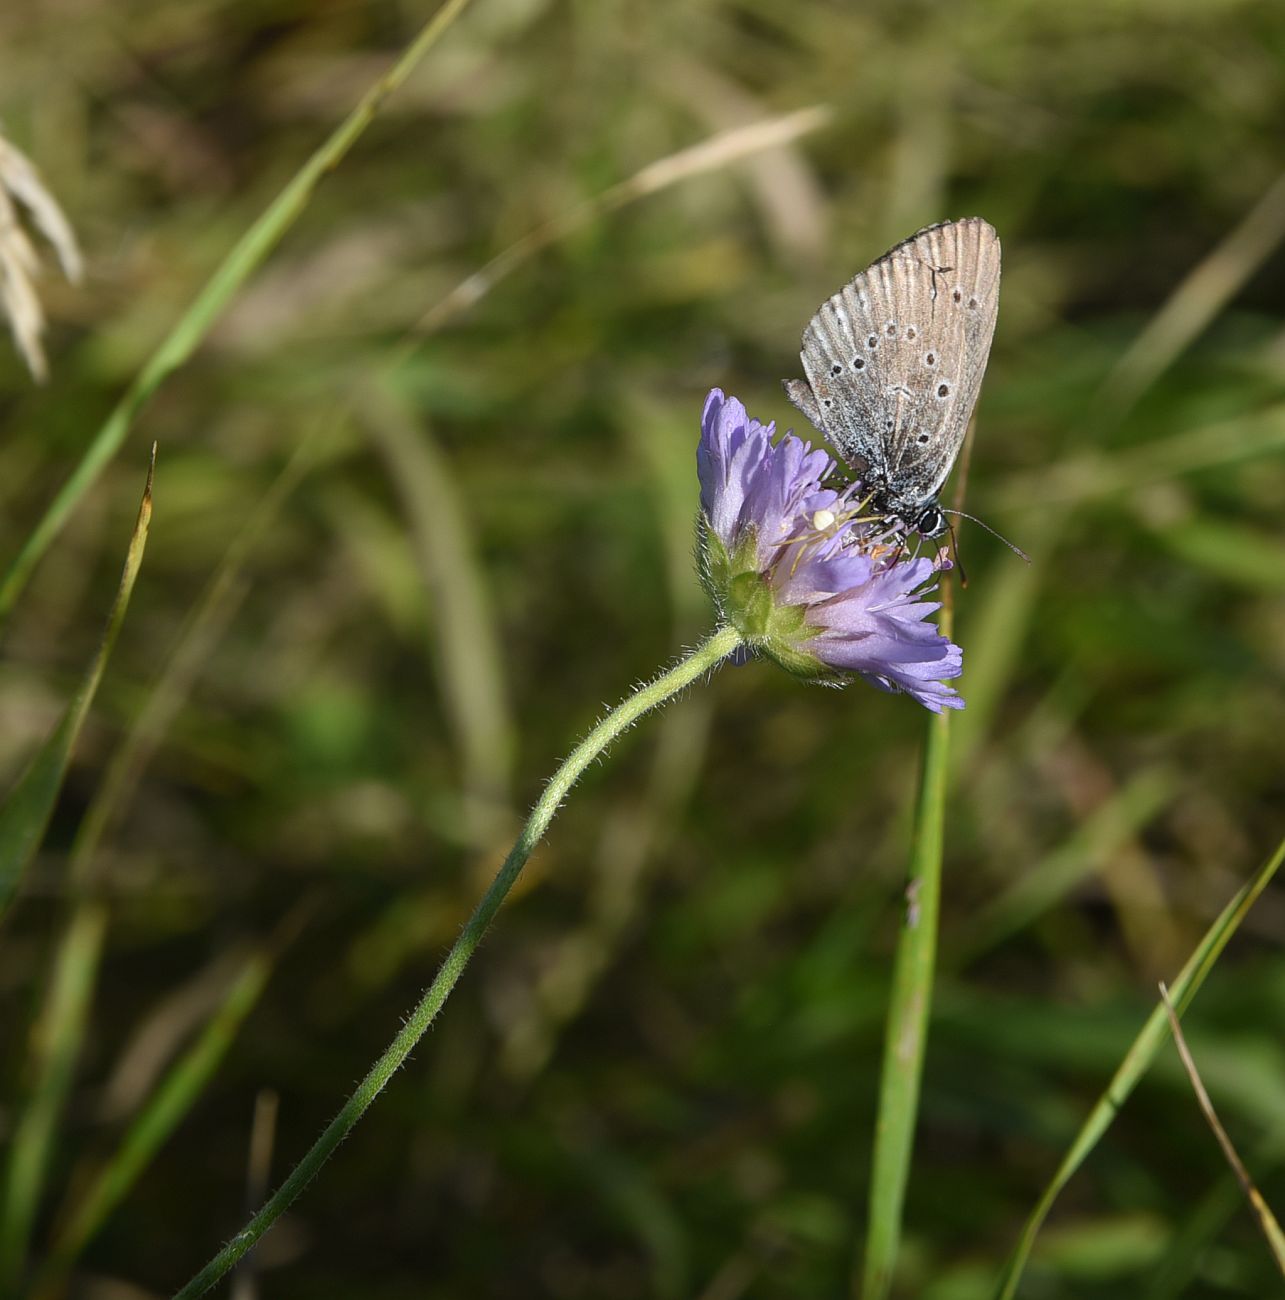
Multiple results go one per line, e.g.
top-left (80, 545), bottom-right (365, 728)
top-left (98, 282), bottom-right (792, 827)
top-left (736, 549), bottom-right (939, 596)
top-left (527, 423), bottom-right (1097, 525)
top-left (171, 625), bottom-right (742, 1299)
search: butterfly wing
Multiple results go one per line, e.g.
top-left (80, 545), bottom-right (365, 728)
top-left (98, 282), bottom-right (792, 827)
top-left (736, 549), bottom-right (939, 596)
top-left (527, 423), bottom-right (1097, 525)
top-left (785, 217), bottom-right (1000, 511)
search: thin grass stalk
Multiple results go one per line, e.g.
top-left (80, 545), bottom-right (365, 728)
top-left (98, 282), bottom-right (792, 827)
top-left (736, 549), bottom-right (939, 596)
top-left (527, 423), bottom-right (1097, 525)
top-left (171, 626), bottom-right (741, 1299)
top-left (29, 950), bottom-right (274, 1299)
top-left (1145, 1149), bottom-right (1285, 1300)
top-left (1158, 983), bottom-right (1285, 1274)
top-left (3, 103), bottom-right (833, 1283)
top-left (412, 106), bottom-right (830, 337)
top-left (953, 765), bottom-right (1176, 968)
top-left (857, 412), bottom-right (971, 1299)
top-left (0, 435), bottom-right (316, 1288)
top-left (362, 388), bottom-right (514, 839)
top-left (0, 0), bottom-right (475, 620)
top-left (953, 175), bottom-right (1285, 767)
top-left (498, 397), bottom-right (716, 1081)
top-left (66, 428), bottom-right (324, 883)
top-left (993, 832), bottom-right (1285, 1299)
top-left (0, 905), bottom-right (105, 1290)
top-left (0, 452), bottom-right (153, 1284)
top-left (859, 705), bottom-right (949, 1300)
top-left (0, 451), bottom-right (155, 917)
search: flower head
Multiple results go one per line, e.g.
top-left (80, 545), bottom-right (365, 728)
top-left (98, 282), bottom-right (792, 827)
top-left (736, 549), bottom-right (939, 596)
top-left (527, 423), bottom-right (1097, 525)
top-left (697, 389), bottom-right (963, 712)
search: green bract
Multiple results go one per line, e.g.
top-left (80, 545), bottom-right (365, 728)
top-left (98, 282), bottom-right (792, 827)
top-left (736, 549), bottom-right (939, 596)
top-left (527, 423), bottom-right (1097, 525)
top-left (701, 526), bottom-right (825, 679)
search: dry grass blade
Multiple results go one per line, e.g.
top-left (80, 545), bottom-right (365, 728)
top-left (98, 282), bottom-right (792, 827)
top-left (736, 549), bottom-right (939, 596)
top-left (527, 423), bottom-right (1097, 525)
top-left (996, 402), bottom-right (1285, 515)
top-left (414, 105), bottom-right (833, 335)
top-left (1157, 982), bottom-right (1285, 1275)
top-left (660, 58), bottom-right (829, 265)
top-left (1101, 170), bottom-right (1285, 419)
top-left (0, 434), bottom-right (319, 1290)
top-left (0, 447), bottom-right (154, 920)
top-left (229, 1090), bottom-right (280, 1300)
top-left (65, 427), bottom-right (324, 891)
top-left (953, 766), bottom-right (1177, 968)
top-left (0, 451), bottom-right (154, 1288)
top-left (955, 173), bottom-right (1285, 767)
top-left (496, 395), bottom-right (715, 1083)
top-left (0, 0), bottom-right (475, 619)
top-left (0, 137), bottom-right (82, 281)
top-left (993, 834), bottom-right (1285, 1299)
top-left (29, 948), bottom-right (276, 1299)
top-left (362, 388), bottom-right (514, 843)
top-left (0, 132), bottom-right (83, 382)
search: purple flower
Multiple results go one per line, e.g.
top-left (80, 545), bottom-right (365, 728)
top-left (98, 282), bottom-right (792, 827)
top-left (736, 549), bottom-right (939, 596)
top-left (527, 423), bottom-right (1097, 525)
top-left (697, 389), bottom-right (963, 712)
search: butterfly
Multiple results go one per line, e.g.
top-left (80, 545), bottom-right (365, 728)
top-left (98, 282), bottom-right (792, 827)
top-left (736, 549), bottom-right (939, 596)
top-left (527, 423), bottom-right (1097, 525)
top-left (783, 217), bottom-right (1000, 539)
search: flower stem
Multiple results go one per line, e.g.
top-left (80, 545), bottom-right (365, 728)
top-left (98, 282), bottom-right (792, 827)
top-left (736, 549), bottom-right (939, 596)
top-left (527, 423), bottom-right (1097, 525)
top-left (859, 709), bottom-right (950, 1299)
top-left (859, 594), bottom-right (956, 1299)
top-left (171, 625), bottom-right (742, 1300)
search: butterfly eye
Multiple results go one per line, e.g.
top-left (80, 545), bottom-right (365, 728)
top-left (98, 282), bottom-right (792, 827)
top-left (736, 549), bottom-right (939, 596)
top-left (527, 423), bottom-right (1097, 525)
top-left (852, 357), bottom-right (865, 370)
top-left (924, 352), bottom-right (936, 367)
top-left (905, 325), bottom-right (917, 340)
top-left (916, 433), bottom-right (930, 444)
top-left (968, 296), bottom-right (979, 309)
top-left (867, 334), bottom-right (879, 348)
top-left (936, 382), bottom-right (951, 399)
top-left (885, 322), bottom-right (896, 337)
top-left (952, 288), bottom-right (962, 303)
top-left (831, 364), bottom-right (842, 376)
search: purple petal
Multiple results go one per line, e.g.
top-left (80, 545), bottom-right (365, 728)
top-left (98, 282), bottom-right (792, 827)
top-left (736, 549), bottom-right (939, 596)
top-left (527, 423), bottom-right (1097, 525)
top-left (695, 389), bottom-right (963, 712)
top-left (697, 388), bottom-right (831, 562)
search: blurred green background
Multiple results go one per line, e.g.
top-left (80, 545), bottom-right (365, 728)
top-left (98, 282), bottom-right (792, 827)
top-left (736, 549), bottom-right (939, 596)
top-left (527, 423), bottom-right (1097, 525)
top-left (2, 0), bottom-right (1284, 1296)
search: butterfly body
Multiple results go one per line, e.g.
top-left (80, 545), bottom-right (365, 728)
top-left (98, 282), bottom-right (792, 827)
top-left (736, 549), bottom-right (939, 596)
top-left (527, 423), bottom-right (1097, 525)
top-left (784, 217), bottom-right (1001, 538)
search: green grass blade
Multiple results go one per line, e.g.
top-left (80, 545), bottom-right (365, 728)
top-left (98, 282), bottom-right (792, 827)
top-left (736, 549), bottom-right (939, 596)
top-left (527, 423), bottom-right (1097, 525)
top-left (956, 180), bottom-right (1285, 770)
top-left (0, 905), bottom-right (106, 1290)
top-left (993, 832), bottom-right (1285, 1300)
top-left (29, 948), bottom-right (274, 1299)
top-left (412, 104), bottom-right (831, 336)
top-left (1144, 513), bottom-right (1285, 593)
top-left (0, 450), bottom-right (152, 1284)
top-left (953, 765), bottom-right (1177, 967)
top-left (0, 450), bottom-right (154, 920)
top-left (0, 434), bottom-right (319, 1294)
top-left (67, 425), bottom-right (324, 886)
top-left (0, 0), bottom-right (474, 622)
top-left (363, 386), bottom-right (515, 839)
top-left (1098, 170), bottom-right (1285, 418)
top-left (1145, 1139), bottom-right (1285, 1300)
top-left (859, 496), bottom-right (968, 1300)
top-left (1158, 985), bottom-right (1285, 1275)
top-left (996, 403), bottom-right (1285, 517)
top-left (859, 705), bottom-right (951, 1300)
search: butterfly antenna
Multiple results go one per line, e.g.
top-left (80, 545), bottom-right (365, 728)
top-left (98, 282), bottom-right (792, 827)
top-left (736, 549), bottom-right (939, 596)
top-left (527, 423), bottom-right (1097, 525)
top-left (944, 515), bottom-right (968, 589)
top-left (942, 509), bottom-right (1031, 564)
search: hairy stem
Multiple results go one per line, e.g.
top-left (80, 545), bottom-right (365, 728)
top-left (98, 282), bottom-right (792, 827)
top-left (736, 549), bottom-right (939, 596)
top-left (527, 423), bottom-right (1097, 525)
top-left (171, 625), bottom-right (741, 1299)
